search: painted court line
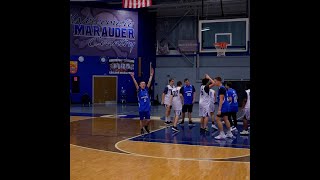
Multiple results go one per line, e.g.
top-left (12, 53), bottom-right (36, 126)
top-left (71, 144), bottom-right (249, 164)
top-left (115, 127), bottom-right (250, 161)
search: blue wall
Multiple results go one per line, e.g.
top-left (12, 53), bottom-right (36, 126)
top-left (70, 6), bottom-right (156, 104)
top-left (70, 55), bottom-right (140, 103)
top-left (137, 9), bottom-right (157, 100)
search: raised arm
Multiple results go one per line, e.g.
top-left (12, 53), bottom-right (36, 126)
top-left (147, 68), bottom-right (154, 88)
top-left (205, 74), bottom-right (215, 88)
top-left (129, 72), bottom-right (139, 90)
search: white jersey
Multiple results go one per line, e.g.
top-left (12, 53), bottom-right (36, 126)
top-left (199, 85), bottom-right (210, 117)
top-left (209, 89), bottom-right (216, 105)
top-left (199, 85), bottom-right (210, 108)
top-left (164, 85), bottom-right (175, 105)
top-left (171, 87), bottom-right (182, 110)
top-left (244, 89), bottom-right (250, 109)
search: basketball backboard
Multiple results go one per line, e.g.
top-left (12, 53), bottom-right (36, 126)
top-left (199, 18), bottom-right (249, 53)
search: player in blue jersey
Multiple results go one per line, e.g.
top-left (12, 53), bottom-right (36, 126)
top-left (179, 78), bottom-right (196, 126)
top-left (214, 77), bottom-right (234, 139)
top-left (129, 68), bottom-right (154, 135)
top-left (225, 82), bottom-right (239, 132)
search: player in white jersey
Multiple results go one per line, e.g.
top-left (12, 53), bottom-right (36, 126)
top-left (199, 74), bottom-right (216, 133)
top-left (240, 88), bottom-right (250, 135)
top-left (161, 78), bottom-right (175, 125)
top-left (209, 88), bottom-right (218, 130)
top-left (169, 81), bottom-right (183, 132)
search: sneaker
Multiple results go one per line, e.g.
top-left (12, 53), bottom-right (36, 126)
top-left (140, 128), bottom-right (145, 135)
top-left (169, 121), bottom-right (173, 124)
top-left (226, 132), bottom-right (234, 138)
top-left (172, 126), bottom-right (179, 132)
top-left (188, 121), bottom-right (196, 126)
top-left (212, 124), bottom-right (218, 130)
top-left (178, 121), bottom-right (185, 125)
top-left (231, 126), bottom-right (238, 132)
top-left (215, 134), bottom-right (226, 140)
top-left (204, 128), bottom-right (209, 133)
top-left (240, 130), bottom-right (249, 135)
top-left (164, 121), bottom-right (171, 126)
top-left (144, 126), bottom-right (150, 134)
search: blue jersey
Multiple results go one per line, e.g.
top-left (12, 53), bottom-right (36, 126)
top-left (227, 88), bottom-right (238, 112)
top-left (180, 85), bottom-right (195, 105)
top-left (137, 87), bottom-right (151, 112)
top-left (217, 86), bottom-right (229, 113)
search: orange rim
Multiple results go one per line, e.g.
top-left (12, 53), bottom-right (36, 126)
top-left (214, 42), bottom-right (228, 49)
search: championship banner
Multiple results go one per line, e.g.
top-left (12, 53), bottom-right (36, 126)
top-left (70, 61), bottom-right (78, 74)
top-left (70, 6), bottom-right (138, 58)
top-left (109, 59), bottom-right (134, 74)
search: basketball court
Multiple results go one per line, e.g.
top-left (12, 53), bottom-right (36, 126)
top-left (70, 0), bottom-right (250, 179)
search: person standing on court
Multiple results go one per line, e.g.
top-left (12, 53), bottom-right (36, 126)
top-left (213, 77), bottom-right (234, 139)
top-left (240, 87), bottom-right (250, 135)
top-left (209, 85), bottom-right (218, 130)
top-left (225, 81), bottom-right (239, 132)
top-left (129, 68), bottom-right (154, 135)
top-left (179, 78), bottom-right (196, 126)
top-left (168, 81), bottom-right (184, 132)
top-left (199, 74), bottom-right (216, 133)
top-left (161, 78), bottom-right (175, 125)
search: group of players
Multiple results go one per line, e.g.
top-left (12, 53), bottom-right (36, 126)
top-left (129, 69), bottom-right (250, 139)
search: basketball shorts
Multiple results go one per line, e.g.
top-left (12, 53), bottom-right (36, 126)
top-left (209, 103), bottom-right (215, 113)
top-left (174, 110), bottom-right (182, 116)
top-left (217, 112), bottom-right (229, 118)
top-left (139, 111), bottom-right (150, 120)
top-left (182, 104), bottom-right (193, 113)
top-left (199, 106), bottom-right (210, 117)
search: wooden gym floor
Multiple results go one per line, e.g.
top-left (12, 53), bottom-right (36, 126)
top-left (70, 115), bottom-right (250, 179)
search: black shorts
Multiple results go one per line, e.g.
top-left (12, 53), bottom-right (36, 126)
top-left (217, 112), bottom-right (229, 118)
top-left (182, 104), bottom-right (193, 113)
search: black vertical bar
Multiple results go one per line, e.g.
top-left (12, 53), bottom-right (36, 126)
top-left (220, 0), bottom-right (224, 17)
top-left (202, 0), bottom-right (204, 19)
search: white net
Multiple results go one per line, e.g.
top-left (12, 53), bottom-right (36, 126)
top-left (214, 42), bottom-right (228, 56)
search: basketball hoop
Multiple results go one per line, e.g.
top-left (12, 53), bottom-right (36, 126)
top-left (214, 42), bottom-right (228, 56)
